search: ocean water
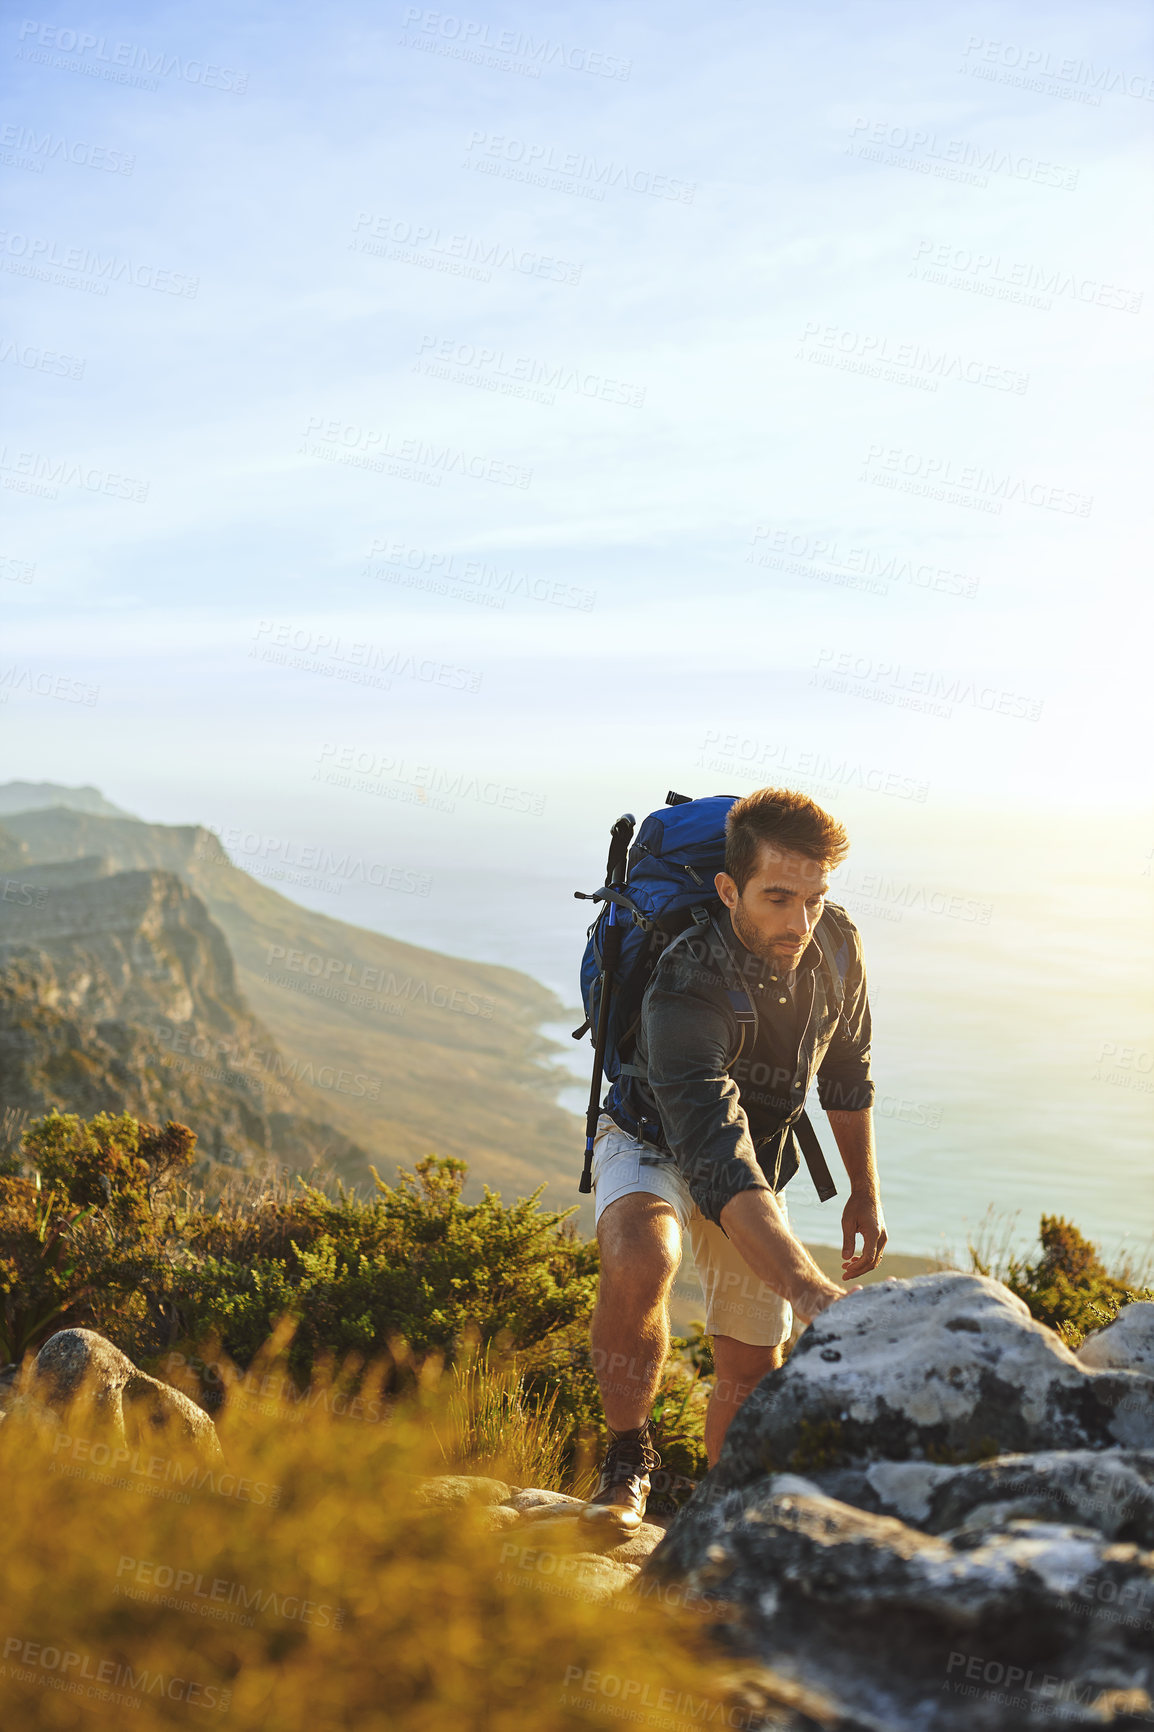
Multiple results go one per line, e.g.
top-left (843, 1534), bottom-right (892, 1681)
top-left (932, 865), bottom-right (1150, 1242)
top-left (329, 814), bottom-right (1154, 1267)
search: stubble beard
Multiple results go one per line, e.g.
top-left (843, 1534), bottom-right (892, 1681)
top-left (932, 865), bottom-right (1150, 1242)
top-left (730, 899), bottom-right (804, 967)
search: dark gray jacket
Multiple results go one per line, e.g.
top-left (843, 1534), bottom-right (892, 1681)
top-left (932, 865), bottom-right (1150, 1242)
top-left (606, 902), bottom-right (874, 1226)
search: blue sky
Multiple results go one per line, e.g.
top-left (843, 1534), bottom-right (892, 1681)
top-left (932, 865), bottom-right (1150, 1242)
top-left (4, 1), bottom-right (1153, 1255)
top-left (2, 0), bottom-right (1152, 876)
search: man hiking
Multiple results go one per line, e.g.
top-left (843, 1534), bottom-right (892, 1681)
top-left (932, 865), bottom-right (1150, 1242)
top-left (582, 787), bottom-right (886, 1533)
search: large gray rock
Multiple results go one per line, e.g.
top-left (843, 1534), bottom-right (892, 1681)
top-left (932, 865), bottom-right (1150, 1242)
top-left (642, 1277), bottom-right (1154, 1730)
top-left (705, 1273), bottom-right (1154, 1494)
top-left (1079, 1303), bottom-right (1154, 1376)
top-left (647, 1474), bottom-right (1154, 1730)
top-left (9, 1327), bottom-right (221, 1461)
top-left (814, 1449), bottom-right (1154, 1545)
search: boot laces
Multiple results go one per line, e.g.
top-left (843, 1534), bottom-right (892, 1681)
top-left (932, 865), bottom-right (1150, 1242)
top-left (603, 1422), bottom-right (662, 1482)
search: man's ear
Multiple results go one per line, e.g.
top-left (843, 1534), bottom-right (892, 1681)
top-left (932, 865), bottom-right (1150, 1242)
top-left (714, 870), bottom-right (738, 910)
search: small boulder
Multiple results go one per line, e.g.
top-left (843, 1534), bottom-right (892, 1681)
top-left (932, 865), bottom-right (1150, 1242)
top-left (1078, 1302), bottom-right (1154, 1375)
top-left (9, 1328), bottom-right (220, 1462)
top-left (415, 1474), bottom-right (512, 1507)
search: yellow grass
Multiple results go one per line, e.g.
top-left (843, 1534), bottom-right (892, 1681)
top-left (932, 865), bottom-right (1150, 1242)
top-left (0, 1340), bottom-right (808, 1731)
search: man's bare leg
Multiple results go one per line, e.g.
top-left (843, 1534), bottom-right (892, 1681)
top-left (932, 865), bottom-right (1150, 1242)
top-left (706, 1336), bottom-right (782, 1465)
top-left (719, 1187), bottom-right (846, 1321)
top-left (590, 1193), bottom-right (682, 1428)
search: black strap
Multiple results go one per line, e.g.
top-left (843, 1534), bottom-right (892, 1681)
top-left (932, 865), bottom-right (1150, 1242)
top-left (793, 1110), bottom-right (838, 1202)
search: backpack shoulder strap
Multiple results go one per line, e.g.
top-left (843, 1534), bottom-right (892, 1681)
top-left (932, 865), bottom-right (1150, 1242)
top-left (619, 908), bottom-right (758, 1077)
top-left (813, 915), bottom-right (848, 1016)
top-left (703, 908), bottom-right (759, 1067)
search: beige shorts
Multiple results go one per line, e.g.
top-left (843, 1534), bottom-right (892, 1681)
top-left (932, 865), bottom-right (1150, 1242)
top-left (590, 1111), bottom-right (793, 1347)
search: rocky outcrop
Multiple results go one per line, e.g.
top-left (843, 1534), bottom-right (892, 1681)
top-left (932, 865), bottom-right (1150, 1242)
top-left (414, 1473), bottom-right (672, 1602)
top-left (5, 1327), bottom-right (221, 1462)
top-left (644, 1273), bottom-right (1154, 1731)
top-left (0, 793), bottom-right (585, 1204)
top-left (0, 865), bottom-right (370, 1178)
top-left (1079, 1303), bottom-right (1154, 1376)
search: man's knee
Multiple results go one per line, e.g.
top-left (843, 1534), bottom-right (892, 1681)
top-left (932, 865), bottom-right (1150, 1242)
top-left (597, 1195), bottom-right (682, 1296)
top-left (711, 1336), bottom-right (783, 1405)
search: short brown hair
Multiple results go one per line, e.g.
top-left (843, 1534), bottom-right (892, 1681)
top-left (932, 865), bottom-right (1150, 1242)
top-left (724, 787), bottom-right (850, 894)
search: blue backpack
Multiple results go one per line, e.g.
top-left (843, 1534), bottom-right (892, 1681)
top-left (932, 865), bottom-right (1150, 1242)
top-left (572, 791), bottom-right (843, 1199)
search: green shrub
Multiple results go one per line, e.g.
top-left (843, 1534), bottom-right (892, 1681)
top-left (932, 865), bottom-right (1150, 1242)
top-left (967, 1213), bottom-right (1153, 1348)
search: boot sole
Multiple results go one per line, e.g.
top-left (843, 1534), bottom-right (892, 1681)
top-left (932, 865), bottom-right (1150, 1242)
top-left (578, 1502), bottom-right (645, 1535)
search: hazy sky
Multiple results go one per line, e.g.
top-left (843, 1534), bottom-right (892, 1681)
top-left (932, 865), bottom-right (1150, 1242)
top-left (3, 0), bottom-right (1152, 880)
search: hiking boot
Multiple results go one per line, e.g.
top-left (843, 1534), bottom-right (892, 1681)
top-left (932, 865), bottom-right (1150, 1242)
top-left (580, 1420), bottom-right (662, 1534)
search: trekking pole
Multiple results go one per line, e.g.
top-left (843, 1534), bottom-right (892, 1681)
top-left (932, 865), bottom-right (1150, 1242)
top-left (575, 813), bottom-right (635, 1194)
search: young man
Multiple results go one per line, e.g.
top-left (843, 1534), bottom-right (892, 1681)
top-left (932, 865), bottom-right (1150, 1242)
top-left (582, 788), bottom-right (886, 1533)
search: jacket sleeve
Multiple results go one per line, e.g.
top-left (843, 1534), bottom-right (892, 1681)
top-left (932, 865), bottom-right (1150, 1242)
top-left (815, 922), bottom-right (875, 1114)
top-left (641, 978), bottom-right (772, 1229)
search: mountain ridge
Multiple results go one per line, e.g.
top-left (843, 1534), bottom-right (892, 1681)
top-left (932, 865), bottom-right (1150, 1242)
top-left (0, 786), bottom-right (584, 1211)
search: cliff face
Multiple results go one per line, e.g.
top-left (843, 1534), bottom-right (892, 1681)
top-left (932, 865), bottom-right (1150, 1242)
top-left (0, 797), bottom-right (580, 1206)
top-left (0, 861), bottom-right (368, 1179)
top-left (0, 868), bottom-right (245, 1027)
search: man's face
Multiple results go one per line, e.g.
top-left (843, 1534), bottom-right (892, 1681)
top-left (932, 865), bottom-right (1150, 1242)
top-left (715, 843), bottom-right (830, 968)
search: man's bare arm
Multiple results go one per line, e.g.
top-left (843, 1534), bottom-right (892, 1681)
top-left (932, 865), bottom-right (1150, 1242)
top-left (718, 1186), bottom-right (846, 1322)
top-left (826, 1107), bottom-right (887, 1279)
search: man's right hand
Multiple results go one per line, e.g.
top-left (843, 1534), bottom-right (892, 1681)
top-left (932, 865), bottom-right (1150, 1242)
top-left (720, 1186), bottom-right (852, 1327)
top-left (792, 1277), bottom-right (848, 1324)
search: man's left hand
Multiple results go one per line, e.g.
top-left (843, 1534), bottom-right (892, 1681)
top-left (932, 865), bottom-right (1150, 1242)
top-left (841, 1194), bottom-right (887, 1279)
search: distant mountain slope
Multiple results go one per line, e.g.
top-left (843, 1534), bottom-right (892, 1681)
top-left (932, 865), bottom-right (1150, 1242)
top-left (0, 864), bottom-right (369, 1178)
top-left (0, 782), bottom-right (135, 818)
top-left (0, 803), bottom-right (583, 1208)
